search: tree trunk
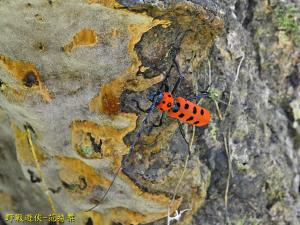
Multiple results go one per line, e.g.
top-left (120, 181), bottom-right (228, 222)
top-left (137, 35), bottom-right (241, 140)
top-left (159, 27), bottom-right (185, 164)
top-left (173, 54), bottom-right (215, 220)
top-left (0, 0), bottom-right (299, 225)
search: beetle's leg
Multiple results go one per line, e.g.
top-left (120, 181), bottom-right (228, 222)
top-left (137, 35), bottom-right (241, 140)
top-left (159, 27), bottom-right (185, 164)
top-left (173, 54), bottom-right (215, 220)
top-left (177, 120), bottom-right (189, 149)
top-left (187, 91), bottom-right (210, 102)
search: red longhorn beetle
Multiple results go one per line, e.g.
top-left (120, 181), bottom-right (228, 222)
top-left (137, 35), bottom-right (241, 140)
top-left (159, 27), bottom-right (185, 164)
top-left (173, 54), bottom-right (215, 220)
top-left (87, 59), bottom-right (211, 211)
top-left (156, 92), bottom-right (210, 126)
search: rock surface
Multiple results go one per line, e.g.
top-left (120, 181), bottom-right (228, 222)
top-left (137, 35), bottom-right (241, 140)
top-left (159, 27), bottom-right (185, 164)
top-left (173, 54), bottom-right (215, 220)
top-left (0, 0), bottom-right (299, 225)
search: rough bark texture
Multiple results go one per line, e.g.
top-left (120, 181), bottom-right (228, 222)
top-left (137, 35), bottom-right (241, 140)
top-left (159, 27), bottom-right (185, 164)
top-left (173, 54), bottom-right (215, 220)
top-left (0, 0), bottom-right (299, 225)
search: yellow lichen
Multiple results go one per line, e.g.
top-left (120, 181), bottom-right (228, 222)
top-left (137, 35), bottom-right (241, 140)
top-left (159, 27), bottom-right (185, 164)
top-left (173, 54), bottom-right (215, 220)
top-left (57, 156), bottom-right (181, 224)
top-left (87, 0), bottom-right (122, 9)
top-left (89, 17), bottom-right (168, 114)
top-left (0, 55), bottom-right (52, 102)
top-left (11, 123), bottom-right (47, 166)
top-left (63, 28), bottom-right (98, 53)
top-left (71, 114), bottom-right (137, 159)
top-left (57, 157), bottom-right (112, 198)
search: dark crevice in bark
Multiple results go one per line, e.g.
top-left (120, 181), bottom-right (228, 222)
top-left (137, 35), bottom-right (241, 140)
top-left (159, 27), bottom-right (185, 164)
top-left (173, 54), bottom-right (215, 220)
top-left (242, 0), bottom-right (257, 29)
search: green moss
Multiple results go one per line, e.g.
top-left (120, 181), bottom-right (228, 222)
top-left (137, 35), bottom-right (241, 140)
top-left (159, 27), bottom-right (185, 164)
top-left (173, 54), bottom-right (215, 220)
top-left (274, 4), bottom-right (300, 46)
top-left (266, 184), bottom-right (285, 203)
top-left (275, 4), bottom-right (298, 32)
top-left (208, 87), bottom-right (222, 100)
top-left (265, 166), bottom-right (285, 205)
top-left (80, 144), bottom-right (93, 157)
top-left (235, 161), bottom-right (250, 173)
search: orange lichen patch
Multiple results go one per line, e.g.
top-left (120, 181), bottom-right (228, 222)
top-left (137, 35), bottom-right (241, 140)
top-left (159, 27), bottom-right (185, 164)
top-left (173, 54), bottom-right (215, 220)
top-left (11, 123), bottom-right (46, 166)
top-left (63, 28), bottom-right (98, 53)
top-left (127, 21), bottom-right (169, 65)
top-left (126, 73), bottom-right (164, 92)
top-left (182, 187), bottom-right (207, 224)
top-left (136, 122), bottom-right (179, 156)
top-left (57, 157), bottom-right (111, 197)
top-left (89, 14), bottom-right (168, 115)
top-left (107, 207), bottom-right (178, 225)
top-left (173, 3), bottom-right (223, 29)
top-left (0, 80), bottom-right (25, 102)
top-left (0, 55), bottom-right (52, 102)
top-left (87, 0), bottom-right (122, 9)
top-left (89, 74), bottom-right (163, 114)
top-left (112, 168), bottom-right (182, 211)
top-left (57, 156), bottom-right (181, 221)
top-left (79, 204), bottom-right (181, 225)
top-left (71, 114), bottom-right (137, 159)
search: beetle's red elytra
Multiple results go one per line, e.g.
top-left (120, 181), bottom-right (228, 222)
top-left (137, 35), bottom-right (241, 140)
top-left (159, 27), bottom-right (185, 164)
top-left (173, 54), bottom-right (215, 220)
top-left (156, 92), bottom-right (211, 127)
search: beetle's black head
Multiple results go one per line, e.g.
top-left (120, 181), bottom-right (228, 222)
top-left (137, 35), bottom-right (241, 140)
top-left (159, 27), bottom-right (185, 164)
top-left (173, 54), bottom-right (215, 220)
top-left (147, 90), bottom-right (163, 106)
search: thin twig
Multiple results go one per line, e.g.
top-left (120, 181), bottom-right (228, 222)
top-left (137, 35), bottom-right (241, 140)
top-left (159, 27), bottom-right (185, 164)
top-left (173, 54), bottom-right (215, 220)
top-left (208, 59), bottom-right (212, 86)
top-left (223, 130), bottom-right (232, 225)
top-left (213, 99), bottom-right (223, 121)
top-left (167, 126), bottom-right (195, 225)
top-left (86, 164), bottom-right (122, 211)
top-left (224, 53), bottom-right (244, 119)
top-left (167, 209), bottom-right (192, 225)
top-left (26, 127), bottom-right (58, 224)
top-left (234, 53), bottom-right (245, 83)
top-left (169, 126), bottom-right (195, 208)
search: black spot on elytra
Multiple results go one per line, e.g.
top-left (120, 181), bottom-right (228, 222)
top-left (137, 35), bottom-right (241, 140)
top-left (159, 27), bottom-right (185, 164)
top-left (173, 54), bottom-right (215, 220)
top-left (184, 104), bottom-right (189, 109)
top-left (194, 121), bottom-right (199, 125)
top-left (200, 109), bottom-right (204, 115)
top-left (23, 71), bottom-right (38, 87)
top-left (179, 113), bottom-right (185, 118)
top-left (187, 116), bottom-right (194, 121)
top-left (193, 106), bottom-right (197, 114)
top-left (162, 100), bottom-right (166, 104)
top-left (160, 107), bottom-right (163, 111)
top-left (168, 94), bottom-right (171, 97)
top-left (167, 103), bottom-right (172, 107)
top-left (86, 218), bottom-right (93, 225)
